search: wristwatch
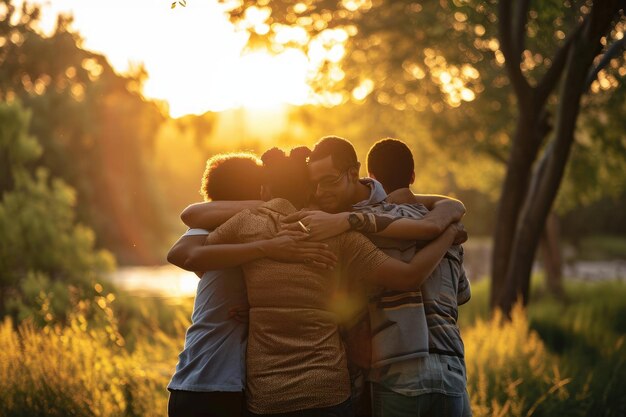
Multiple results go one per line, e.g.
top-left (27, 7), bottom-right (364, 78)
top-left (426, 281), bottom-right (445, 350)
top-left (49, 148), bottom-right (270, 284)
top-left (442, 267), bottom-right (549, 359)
top-left (347, 213), bottom-right (364, 230)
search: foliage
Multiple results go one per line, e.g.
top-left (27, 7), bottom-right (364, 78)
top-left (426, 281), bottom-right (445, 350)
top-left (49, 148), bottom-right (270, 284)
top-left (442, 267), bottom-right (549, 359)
top-left (220, 0), bottom-right (626, 206)
top-left (0, 100), bottom-right (195, 343)
top-left (573, 235), bottom-right (626, 261)
top-left (0, 100), bottom-right (115, 324)
top-left (558, 77), bottom-right (626, 212)
top-left (0, 301), bottom-right (185, 417)
top-left (0, 0), bottom-right (172, 264)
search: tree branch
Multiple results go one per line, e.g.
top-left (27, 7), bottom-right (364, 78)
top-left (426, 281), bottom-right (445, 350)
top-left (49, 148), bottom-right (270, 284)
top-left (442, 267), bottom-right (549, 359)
top-left (512, 0), bottom-right (531, 56)
top-left (536, 16), bottom-right (588, 106)
top-left (498, 1), bottom-right (531, 102)
top-left (585, 34), bottom-right (626, 91)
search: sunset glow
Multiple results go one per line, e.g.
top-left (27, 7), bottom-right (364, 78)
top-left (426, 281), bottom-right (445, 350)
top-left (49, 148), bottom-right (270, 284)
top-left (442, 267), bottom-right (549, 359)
top-left (30, 0), bottom-right (314, 117)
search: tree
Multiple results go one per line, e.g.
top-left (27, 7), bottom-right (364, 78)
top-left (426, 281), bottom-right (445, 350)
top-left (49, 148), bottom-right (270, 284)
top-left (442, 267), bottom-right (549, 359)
top-left (0, 0), bottom-right (171, 264)
top-left (218, 0), bottom-right (626, 313)
top-left (492, 1), bottom-right (625, 314)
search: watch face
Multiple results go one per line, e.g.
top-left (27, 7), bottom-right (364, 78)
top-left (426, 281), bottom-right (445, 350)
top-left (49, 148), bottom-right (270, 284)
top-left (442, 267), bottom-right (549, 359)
top-left (348, 213), bottom-right (361, 229)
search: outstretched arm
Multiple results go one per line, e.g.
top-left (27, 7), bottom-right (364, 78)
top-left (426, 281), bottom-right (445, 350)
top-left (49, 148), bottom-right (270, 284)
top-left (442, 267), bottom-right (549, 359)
top-left (167, 231), bottom-right (338, 272)
top-left (343, 211), bottom-right (466, 244)
top-left (386, 188), bottom-right (463, 211)
top-left (180, 200), bottom-right (263, 229)
top-left (370, 223), bottom-right (459, 290)
top-left (387, 188), bottom-right (466, 234)
top-left (281, 208), bottom-right (466, 244)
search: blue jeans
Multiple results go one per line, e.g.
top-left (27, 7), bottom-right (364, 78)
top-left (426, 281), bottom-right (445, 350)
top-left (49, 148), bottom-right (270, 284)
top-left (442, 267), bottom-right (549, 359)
top-left (247, 398), bottom-right (354, 417)
top-left (372, 383), bottom-right (471, 417)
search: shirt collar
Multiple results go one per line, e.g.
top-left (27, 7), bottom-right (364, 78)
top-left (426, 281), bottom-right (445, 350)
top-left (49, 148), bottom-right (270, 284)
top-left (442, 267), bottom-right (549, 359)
top-left (258, 198), bottom-right (298, 216)
top-left (352, 177), bottom-right (387, 208)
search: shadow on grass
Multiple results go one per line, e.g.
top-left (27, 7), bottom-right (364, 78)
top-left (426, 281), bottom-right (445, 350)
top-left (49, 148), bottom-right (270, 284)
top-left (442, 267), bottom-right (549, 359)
top-left (530, 319), bottom-right (599, 358)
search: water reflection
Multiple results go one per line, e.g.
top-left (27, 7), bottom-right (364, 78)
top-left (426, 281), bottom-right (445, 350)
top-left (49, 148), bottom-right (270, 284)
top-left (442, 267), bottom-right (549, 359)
top-left (107, 264), bottom-right (199, 300)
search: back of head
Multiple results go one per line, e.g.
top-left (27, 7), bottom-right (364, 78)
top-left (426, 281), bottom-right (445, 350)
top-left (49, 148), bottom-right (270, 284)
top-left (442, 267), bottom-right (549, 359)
top-left (200, 152), bottom-right (263, 201)
top-left (367, 138), bottom-right (414, 193)
top-left (309, 136), bottom-right (359, 171)
top-left (261, 146), bottom-right (312, 209)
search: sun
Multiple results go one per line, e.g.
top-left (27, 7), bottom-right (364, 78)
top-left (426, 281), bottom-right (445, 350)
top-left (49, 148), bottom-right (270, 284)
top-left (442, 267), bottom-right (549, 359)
top-left (144, 48), bottom-right (313, 117)
top-left (231, 49), bottom-right (312, 110)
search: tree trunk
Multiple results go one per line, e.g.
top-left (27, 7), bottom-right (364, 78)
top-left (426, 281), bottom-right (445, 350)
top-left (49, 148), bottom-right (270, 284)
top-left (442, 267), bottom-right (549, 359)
top-left (490, 113), bottom-right (540, 311)
top-left (541, 212), bottom-right (565, 299)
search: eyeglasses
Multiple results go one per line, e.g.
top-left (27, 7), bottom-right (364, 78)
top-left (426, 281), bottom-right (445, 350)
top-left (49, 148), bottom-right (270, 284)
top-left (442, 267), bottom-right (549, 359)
top-left (314, 170), bottom-right (348, 191)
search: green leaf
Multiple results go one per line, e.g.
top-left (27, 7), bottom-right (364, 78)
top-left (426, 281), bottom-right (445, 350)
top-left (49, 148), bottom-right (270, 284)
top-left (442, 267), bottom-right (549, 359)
top-left (171, 2), bottom-right (176, 8)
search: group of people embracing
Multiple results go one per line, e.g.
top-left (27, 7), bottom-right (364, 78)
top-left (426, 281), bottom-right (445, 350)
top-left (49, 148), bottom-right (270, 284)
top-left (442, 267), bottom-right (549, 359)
top-left (165, 136), bottom-right (472, 417)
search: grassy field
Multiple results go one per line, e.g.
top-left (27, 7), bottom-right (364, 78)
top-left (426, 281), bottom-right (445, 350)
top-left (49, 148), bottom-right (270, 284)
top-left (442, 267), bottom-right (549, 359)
top-left (1, 277), bottom-right (625, 417)
top-left (459, 277), bottom-right (626, 417)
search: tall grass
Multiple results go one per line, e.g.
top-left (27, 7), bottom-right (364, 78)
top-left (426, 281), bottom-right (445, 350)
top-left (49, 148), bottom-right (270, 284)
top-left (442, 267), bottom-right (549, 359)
top-left (1, 279), bottom-right (625, 417)
top-left (464, 305), bottom-right (575, 417)
top-left (460, 278), bottom-right (626, 417)
top-left (0, 292), bottom-right (189, 417)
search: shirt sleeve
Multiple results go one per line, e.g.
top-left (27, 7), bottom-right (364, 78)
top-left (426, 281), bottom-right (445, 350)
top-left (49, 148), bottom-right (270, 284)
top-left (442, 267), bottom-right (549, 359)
top-left (339, 231), bottom-right (390, 284)
top-left (204, 210), bottom-right (251, 245)
top-left (183, 228), bottom-right (210, 237)
top-left (457, 269), bottom-right (471, 305)
top-left (456, 248), bottom-right (471, 305)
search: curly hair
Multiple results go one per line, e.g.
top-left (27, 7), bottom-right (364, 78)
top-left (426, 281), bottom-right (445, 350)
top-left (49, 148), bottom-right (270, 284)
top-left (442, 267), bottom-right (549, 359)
top-left (200, 152), bottom-right (263, 201)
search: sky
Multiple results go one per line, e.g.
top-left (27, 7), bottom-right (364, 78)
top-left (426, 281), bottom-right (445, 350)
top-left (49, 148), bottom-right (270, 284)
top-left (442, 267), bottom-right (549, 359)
top-left (31, 0), bottom-right (313, 117)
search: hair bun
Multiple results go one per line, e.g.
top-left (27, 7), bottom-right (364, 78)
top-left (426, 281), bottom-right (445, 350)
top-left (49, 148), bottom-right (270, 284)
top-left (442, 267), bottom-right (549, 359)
top-left (261, 147), bottom-right (286, 164)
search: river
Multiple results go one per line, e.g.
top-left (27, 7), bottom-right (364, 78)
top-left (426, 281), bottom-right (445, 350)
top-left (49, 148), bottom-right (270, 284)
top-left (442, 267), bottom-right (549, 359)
top-left (107, 264), bottom-right (199, 298)
top-left (108, 255), bottom-right (626, 300)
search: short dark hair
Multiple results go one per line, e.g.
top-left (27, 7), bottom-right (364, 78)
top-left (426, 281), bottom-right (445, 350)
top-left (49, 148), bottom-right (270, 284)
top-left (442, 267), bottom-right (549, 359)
top-left (367, 138), bottom-right (414, 192)
top-left (309, 136), bottom-right (359, 172)
top-left (261, 146), bottom-right (312, 206)
top-left (200, 153), bottom-right (263, 201)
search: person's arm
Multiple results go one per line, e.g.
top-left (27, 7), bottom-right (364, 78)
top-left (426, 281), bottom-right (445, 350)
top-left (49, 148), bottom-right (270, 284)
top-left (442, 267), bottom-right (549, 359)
top-left (369, 224), bottom-right (460, 290)
top-left (387, 188), bottom-right (466, 234)
top-left (386, 188), bottom-right (463, 211)
top-left (281, 209), bottom-right (466, 243)
top-left (167, 231), bottom-right (338, 272)
top-left (344, 211), bottom-right (466, 243)
top-left (180, 200), bottom-right (263, 229)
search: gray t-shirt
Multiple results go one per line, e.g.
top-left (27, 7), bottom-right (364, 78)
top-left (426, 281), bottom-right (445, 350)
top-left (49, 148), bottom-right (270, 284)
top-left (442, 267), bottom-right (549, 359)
top-left (167, 228), bottom-right (247, 392)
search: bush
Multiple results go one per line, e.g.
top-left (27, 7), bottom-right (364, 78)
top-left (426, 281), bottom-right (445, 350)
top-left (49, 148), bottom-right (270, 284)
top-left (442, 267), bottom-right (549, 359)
top-left (575, 235), bottom-right (626, 261)
top-left (0, 101), bottom-right (114, 324)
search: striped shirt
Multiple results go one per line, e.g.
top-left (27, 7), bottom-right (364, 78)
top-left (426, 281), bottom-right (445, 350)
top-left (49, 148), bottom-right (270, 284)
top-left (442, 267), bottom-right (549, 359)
top-left (355, 179), bottom-right (471, 396)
